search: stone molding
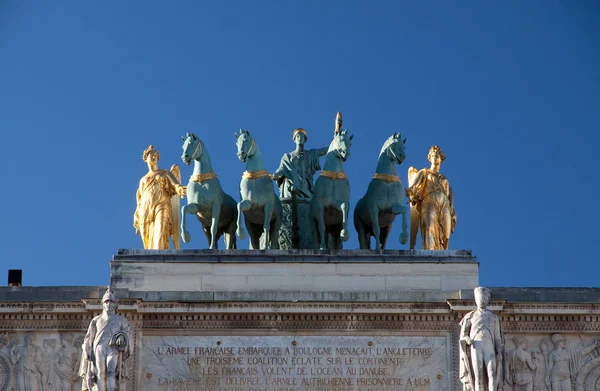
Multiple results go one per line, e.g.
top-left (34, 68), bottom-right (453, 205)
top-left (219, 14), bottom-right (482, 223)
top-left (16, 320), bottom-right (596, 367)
top-left (0, 302), bottom-right (87, 313)
top-left (1, 299), bottom-right (600, 391)
top-left (113, 248), bottom-right (476, 261)
top-left (136, 301), bottom-right (453, 313)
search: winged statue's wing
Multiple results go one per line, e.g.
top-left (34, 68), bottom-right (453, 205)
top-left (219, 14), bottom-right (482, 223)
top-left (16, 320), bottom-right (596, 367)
top-left (170, 164), bottom-right (181, 249)
top-left (407, 167), bottom-right (420, 250)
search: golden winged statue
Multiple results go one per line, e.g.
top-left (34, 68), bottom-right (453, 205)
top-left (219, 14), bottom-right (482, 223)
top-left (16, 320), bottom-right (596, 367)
top-left (406, 145), bottom-right (456, 250)
top-left (133, 145), bottom-right (186, 249)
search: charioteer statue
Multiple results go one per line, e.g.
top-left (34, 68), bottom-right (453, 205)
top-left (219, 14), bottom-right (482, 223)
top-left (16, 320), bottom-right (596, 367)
top-left (273, 127), bottom-right (328, 200)
top-left (272, 118), bottom-right (331, 249)
top-left (80, 287), bottom-right (131, 391)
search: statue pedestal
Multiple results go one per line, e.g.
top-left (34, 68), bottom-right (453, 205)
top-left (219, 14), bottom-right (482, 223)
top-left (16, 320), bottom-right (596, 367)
top-left (278, 198), bottom-right (316, 249)
top-left (110, 249), bottom-right (478, 297)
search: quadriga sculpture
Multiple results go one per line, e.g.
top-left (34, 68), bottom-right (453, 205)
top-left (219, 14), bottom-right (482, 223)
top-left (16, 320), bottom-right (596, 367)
top-left (310, 113), bottom-right (353, 250)
top-left (180, 132), bottom-right (238, 249)
top-left (235, 129), bottom-right (282, 249)
top-left (354, 133), bottom-right (409, 250)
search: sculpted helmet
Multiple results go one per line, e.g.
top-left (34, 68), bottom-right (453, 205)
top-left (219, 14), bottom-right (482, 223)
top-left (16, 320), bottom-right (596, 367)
top-left (513, 336), bottom-right (527, 347)
top-left (293, 128), bottom-right (308, 141)
top-left (102, 287), bottom-right (118, 303)
top-left (551, 333), bottom-right (566, 346)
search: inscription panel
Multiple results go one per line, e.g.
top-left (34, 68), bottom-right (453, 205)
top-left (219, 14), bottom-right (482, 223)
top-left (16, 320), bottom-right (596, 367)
top-left (142, 335), bottom-right (450, 391)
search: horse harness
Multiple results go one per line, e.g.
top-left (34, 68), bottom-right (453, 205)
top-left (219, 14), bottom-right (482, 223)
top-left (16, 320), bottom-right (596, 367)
top-left (190, 172), bottom-right (217, 183)
top-left (242, 169), bottom-right (271, 180)
top-left (372, 173), bottom-right (401, 183)
top-left (385, 139), bottom-right (402, 162)
top-left (190, 138), bottom-right (203, 159)
top-left (320, 170), bottom-right (347, 180)
top-left (245, 137), bottom-right (257, 157)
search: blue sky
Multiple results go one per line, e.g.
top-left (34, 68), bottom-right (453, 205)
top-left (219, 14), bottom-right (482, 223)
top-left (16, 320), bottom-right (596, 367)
top-left (0, 1), bottom-right (598, 288)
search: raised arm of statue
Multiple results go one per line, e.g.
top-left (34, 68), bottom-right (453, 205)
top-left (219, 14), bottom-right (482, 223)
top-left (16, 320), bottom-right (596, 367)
top-left (316, 146), bottom-right (329, 157)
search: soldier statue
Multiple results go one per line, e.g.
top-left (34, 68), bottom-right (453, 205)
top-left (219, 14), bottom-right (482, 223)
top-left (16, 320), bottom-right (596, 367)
top-left (460, 286), bottom-right (505, 391)
top-left (80, 287), bottom-right (131, 391)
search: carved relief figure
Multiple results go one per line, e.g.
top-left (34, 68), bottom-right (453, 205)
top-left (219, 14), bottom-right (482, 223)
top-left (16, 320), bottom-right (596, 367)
top-left (80, 288), bottom-right (131, 391)
top-left (272, 127), bottom-right (328, 200)
top-left (39, 338), bottom-right (58, 390)
top-left (133, 145), bottom-right (186, 249)
top-left (10, 333), bottom-right (42, 391)
top-left (55, 333), bottom-right (82, 390)
top-left (406, 145), bottom-right (457, 250)
top-left (548, 333), bottom-right (600, 391)
top-left (460, 287), bottom-right (505, 391)
top-left (0, 332), bottom-right (11, 391)
top-left (532, 340), bottom-right (551, 391)
top-left (506, 336), bottom-right (536, 391)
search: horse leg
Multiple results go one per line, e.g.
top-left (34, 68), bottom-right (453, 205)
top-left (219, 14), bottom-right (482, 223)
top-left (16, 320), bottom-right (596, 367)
top-left (368, 204), bottom-right (381, 250)
top-left (224, 220), bottom-right (237, 250)
top-left (338, 201), bottom-right (350, 242)
top-left (249, 222), bottom-right (261, 250)
top-left (392, 202), bottom-right (409, 245)
top-left (236, 200), bottom-right (250, 240)
top-left (262, 203), bottom-right (273, 250)
top-left (380, 226), bottom-right (391, 250)
top-left (202, 225), bottom-right (212, 247)
top-left (270, 213), bottom-right (281, 250)
top-left (313, 203), bottom-right (327, 250)
top-left (331, 224), bottom-right (342, 250)
top-left (181, 204), bottom-right (199, 243)
top-left (312, 218), bottom-right (320, 250)
top-left (210, 202), bottom-right (221, 250)
top-left (354, 213), bottom-right (369, 250)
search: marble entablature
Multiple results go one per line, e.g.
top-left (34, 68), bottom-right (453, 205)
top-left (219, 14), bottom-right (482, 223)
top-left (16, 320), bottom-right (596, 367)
top-left (1, 290), bottom-right (600, 391)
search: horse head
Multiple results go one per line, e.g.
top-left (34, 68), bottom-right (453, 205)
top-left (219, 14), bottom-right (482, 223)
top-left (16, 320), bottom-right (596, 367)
top-left (234, 129), bottom-right (256, 163)
top-left (181, 132), bottom-right (203, 165)
top-left (382, 132), bottom-right (407, 165)
top-left (330, 129), bottom-right (353, 161)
